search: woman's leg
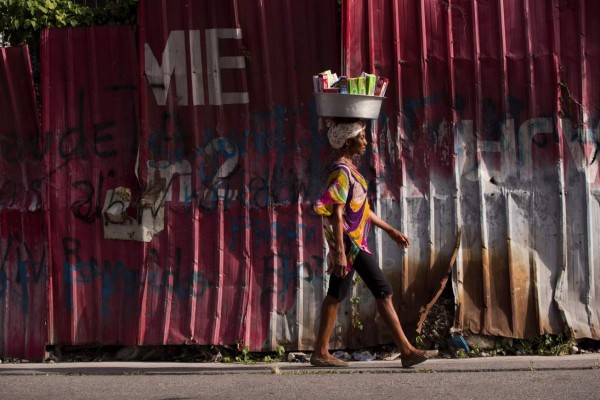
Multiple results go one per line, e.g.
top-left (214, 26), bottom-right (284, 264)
top-left (352, 251), bottom-right (422, 356)
top-left (312, 295), bottom-right (341, 359)
top-left (376, 295), bottom-right (420, 356)
top-left (312, 268), bottom-right (354, 362)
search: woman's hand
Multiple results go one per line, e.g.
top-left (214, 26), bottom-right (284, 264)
top-left (369, 210), bottom-right (410, 249)
top-left (328, 204), bottom-right (348, 277)
top-left (327, 250), bottom-right (349, 277)
top-left (387, 228), bottom-right (410, 248)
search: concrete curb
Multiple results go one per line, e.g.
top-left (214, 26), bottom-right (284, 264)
top-left (0, 354), bottom-right (599, 376)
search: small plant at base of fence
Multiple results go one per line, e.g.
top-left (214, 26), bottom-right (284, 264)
top-left (415, 334), bottom-right (424, 349)
top-left (235, 346), bottom-right (252, 364)
top-left (514, 334), bottom-right (575, 356)
top-left (350, 296), bottom-right (363, 331)
top-left (263, 346), bottom-right (286, 363)
top-left (350, 276), bottom-right (364, 331)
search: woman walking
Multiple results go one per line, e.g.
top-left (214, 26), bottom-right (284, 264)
top-left (311, 117), bottom-right (437, 368)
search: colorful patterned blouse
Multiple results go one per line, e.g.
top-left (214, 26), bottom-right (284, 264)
top-left (314, 162), bottom-right (372, 270)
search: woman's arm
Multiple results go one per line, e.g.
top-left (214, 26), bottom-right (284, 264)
top-left (369, 210), bottom-right (410, 248)
top-left (330, 204), bottom-right (349, 277)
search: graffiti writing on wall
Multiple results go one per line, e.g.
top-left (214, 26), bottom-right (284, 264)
top-left (100, 97), bottom-right (325, 241)
top-left (0, 233), bottom-right (46, 313)
top-left (376, 92), bottom-right (596, 195)
top-left (145, 29), bottom-right (249, 106)
top-left (259, 252), bottom-right (325, 309)
top-left (0, 128), bottom-right (47, 212)
top-left (0, 86), bottom-right (138, 217)
top-left (454, 117), bottom-right (600, 184)
top-left (56, 242), bottom-right (204, 319)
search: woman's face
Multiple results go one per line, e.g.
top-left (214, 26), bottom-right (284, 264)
top-left (346, 129), bottom-right (367, 155)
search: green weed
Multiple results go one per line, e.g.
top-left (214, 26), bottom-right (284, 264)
top-left (235, 346), bottom-right (253, 364)
top-left (350, 277), bottom-right (364, 331)
top-left (456, 349), bottom-right (468, 359)
top-left (263, 346), bottom-right (286, 363)
top-left (415, 335), bottom-right (424, 348)
top-left (514, 334), bottom-right (575, 356)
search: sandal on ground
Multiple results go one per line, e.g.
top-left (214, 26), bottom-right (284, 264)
top-left (400, 350), bottom-right (439, 368)
top-left (310, 355), bottom-right (349, 367)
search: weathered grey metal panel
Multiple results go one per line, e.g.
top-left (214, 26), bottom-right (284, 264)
top-left (344, 0), bottom-right (600, 339)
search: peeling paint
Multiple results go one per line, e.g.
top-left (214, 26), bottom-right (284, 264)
top-left (102, 185), bottom-right (165, 242)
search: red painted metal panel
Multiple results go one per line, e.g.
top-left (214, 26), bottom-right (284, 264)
top-left (40, 26), bottom-right (142, 345)
top-left (0, 46), bottom-right (43, 213)
top-left (344, 0), bottom-right (600, 339)
top-left (137, 0), bottom-right (339, 350)
top-left (0, 46), bottom-right (47, 360)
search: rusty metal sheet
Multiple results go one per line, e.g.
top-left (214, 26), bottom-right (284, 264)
top-left (0, 46), bottom-right (47, 360)
top-left (344, 0), bottom-right (600, 339)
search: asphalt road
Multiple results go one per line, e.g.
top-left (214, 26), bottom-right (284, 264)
top-left (1, 354), bottom-right (599, 400)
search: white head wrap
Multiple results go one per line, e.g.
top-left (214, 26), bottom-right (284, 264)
top-left (326, 120), bottom-right (366, 149)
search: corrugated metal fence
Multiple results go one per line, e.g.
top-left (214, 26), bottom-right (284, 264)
top-left (1, 0), bottom-right (598, 360)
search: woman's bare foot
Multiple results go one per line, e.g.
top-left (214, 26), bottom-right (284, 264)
top-left (310, 353), bottom-right (349, 367)
top-left (400, 349), bottom-right (439, 368)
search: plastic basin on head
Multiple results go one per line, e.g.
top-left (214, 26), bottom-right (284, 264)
top-left (315, 93), bottom-right (384, 120)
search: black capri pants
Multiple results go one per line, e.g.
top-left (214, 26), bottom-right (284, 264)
top-left (327, 250), bottom-right (393, 301)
